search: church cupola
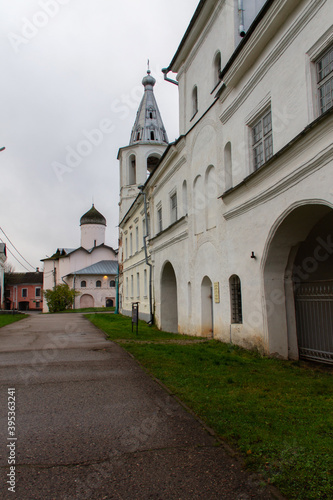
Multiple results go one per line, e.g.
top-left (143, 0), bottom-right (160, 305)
top-left (80, 204), bottom-right (106, 250)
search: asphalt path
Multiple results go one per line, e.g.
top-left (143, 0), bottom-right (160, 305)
top-left (0, 313), bottom-right (282, 499)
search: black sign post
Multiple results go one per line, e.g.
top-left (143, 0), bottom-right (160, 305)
top-left (132, 302), bottom-right (139, 336)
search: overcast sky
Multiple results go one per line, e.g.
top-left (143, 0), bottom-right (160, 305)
top-left (0, 0), bottom-right (198, 272)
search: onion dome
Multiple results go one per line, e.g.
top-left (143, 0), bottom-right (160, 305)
top-left (142, 69), bottom-right (156, 88)
top-left (80, 204), bottom-right (106, 226)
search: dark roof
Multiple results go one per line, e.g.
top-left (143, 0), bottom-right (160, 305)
top-left (80, 204), bottom-right (106, 226)
top-left (5, 272), bottom-right (43, 286)
top-left (41, 244), bottom-right (117, 262)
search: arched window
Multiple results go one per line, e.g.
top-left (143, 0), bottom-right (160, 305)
top-left (128, 154), bottom-right (136, 185)
top-left (224, 142), bottom-right (232, 190)
top-left (213, 51), bottom-right (221, 87)
top-left (81, 280), bottom-right (86, 288)
top-left (192, 86), bottom-right (198, 117)
top-left (110, 280), bottom-right (116, 288)
top-left (96, 280), bottom-right (102, 288)
top-left (229, 275), bottom-right (242, 324)
top-left (150, 130), bottom-right (155, 140)
top-left (147, 153), bottom-right (161, 176)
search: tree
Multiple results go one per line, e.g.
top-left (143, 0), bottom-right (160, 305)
top-left (4, 262), bottom-right (15, 274)
top-left (43, 284), bottom-right (79, 313)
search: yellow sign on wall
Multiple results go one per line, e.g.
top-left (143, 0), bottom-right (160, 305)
top-left (214, 282), bottom-right (220, 303)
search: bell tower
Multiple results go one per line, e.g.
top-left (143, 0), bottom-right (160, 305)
top-left (118, 69), bottom-right (169, 222)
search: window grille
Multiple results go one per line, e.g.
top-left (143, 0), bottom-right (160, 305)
top-left (252, 110), bottom-right (273, 170)
top-left (230, 275), bottom-right (242, 324)
top-left (317, 45), bottom-right (333, 114)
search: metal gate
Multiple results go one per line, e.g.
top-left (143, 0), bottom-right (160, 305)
top-left (294, 281), bottom-right (333, 364)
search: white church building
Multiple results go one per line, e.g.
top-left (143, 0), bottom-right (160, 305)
top-left (118, 0), bottom-right (333, 364)
top-left (42, 205), bottom-right (118, 312)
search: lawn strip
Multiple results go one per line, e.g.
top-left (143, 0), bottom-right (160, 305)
top-left (0, 313), bottom-right (29, 328)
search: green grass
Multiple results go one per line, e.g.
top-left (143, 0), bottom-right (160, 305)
top-left (55, 307), bottom-right (115, 314)
top-left (85, 313), bottom-right (194, 341)
top-left (0, 314), bottom-right (29, 327)
top-left (87, 313), bottom-right (333, 500)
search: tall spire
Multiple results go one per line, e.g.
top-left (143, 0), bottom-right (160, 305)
top-left (129, 69), bottom-right (169, 145)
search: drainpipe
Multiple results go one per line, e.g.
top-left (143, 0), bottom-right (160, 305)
top-left (238, 0), bottom-right (246, 37)
top-left (138, 185), bottom-right (153, 325)
top-left (162, 68), bottom-right (179, 86)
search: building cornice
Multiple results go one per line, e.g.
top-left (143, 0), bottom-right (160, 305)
top-left (149, 216), bottom-right (188, 251)
top-left (222, 111), bottom-right (333, 220)
top-left (220, 0), bottom-right (326, 124)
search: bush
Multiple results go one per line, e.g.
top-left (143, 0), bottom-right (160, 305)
top-left (43, 284), bottom-right (79, 313)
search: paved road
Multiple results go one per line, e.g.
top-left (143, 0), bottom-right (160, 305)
top-left (0, 314), bottom-right (281, 499)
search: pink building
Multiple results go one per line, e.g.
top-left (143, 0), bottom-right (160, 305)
top-left (5, 272), bottom-right (43, 311)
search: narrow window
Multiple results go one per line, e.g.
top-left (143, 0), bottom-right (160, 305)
top-left (317, 45), bottom-right (333, 114)
top-left (150, 130), bottom-right (155, 140)
top-left (96, 280), bottom-right (101, 288)
top-left (157, 206), bottom-right (163, 233)
top-left (81, 280), bottom-right (86, 288)
top-left (252, 109), bottom-right (273, 170)
top-left (192, 86), bottom-right (198, 117)
top-left (35, 287), bottom-right (41, 297)
top-left (229, 275), bottom-right (242, 324)
top-left (170, 192), bottom-right (177, 224)
top-left (147, 214), bottom-right (150, 236)
top-left (142, 219), bottom-right (146, 242)
top-left (213, 51), bottom-right (221, 87)
top-left (126, 277), bottom-right (128, 298)
top-left (22, 288), bottom-right (28, 298)
top-left (128, 155), bottom-right (136, 185)
top-left (125, 237), bottom-right (128, 259)
top-left (182, 180), bottom-right (188, 216)
top-left (224, 142), bottom-right (232, 190)
top-left (135, 226), bottom-right (139, 252)
top-left (130, 233), bottom-right (133, 256)
top-left (131, 275), bottom-right (134, 298)
top-left (137, 272), bottom-right (140, 298)
top-left (144, 269), bottom-right (147, 297)
top-left (149, 112), bottom-right (153, 119)
top-left (94, 239), bottom-right (97, 247)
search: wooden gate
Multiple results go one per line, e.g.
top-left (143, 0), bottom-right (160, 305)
top-left (294, 281), bottom-right (333, 364)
